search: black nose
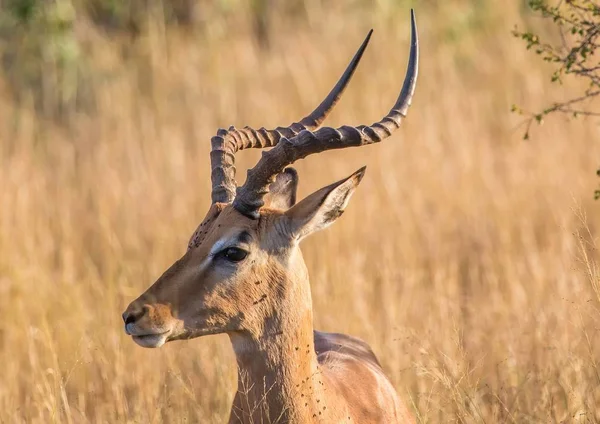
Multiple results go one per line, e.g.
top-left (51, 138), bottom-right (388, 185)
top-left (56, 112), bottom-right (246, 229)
top-left (122, 305), bottom-right (147, 325)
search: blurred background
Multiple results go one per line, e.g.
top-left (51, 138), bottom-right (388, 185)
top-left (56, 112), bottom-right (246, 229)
top-left (0, 0), bottom-right (599, 422)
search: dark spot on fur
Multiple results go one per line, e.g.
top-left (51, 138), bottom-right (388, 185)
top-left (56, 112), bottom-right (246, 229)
top-left (252, 294), bottom-right (267, 305)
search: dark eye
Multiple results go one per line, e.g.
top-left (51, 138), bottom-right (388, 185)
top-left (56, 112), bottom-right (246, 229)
top-left (221, 247), bottom-right (248, 262)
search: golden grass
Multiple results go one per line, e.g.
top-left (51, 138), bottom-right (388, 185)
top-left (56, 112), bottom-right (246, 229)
top-left (1, 2), bottom-right (600, 422)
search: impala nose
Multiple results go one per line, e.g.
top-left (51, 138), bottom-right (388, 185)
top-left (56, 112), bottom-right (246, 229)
top-left (122, 304), bottom-right (148, 327)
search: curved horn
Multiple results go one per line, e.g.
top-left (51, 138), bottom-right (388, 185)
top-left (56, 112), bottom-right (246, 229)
top-left (210, 30), bottom-right (373, 204)
top-left (233, 10), bottom-right (419, 218)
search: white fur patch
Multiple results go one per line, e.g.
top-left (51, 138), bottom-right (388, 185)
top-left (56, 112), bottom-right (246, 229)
top-left (209, 236), bottom-right (232, 257)
top-left (194, 236), bottom-right (232, 273)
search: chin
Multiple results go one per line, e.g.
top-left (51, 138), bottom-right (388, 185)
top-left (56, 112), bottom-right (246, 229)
top-left (131, 333), bottom-right (169, 348)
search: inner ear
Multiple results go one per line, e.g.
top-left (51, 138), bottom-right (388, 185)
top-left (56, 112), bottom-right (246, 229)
top-left (280, 167), bottom-right (365, 241)
top-left (262, 168), bottom-right (299, 211)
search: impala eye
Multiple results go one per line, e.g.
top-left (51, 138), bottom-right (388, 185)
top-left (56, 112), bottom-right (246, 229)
top-left (222, 247), bottom-right (248, 263)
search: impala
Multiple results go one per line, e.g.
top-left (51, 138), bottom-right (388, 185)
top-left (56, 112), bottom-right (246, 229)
top-left (123, 10), bottom-right (418, 423)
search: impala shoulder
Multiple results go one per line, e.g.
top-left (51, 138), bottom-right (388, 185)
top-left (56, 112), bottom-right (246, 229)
top-left (314, 331), bottom-right (409, 423)
top-left (314, 331), bottom-right (381, 364)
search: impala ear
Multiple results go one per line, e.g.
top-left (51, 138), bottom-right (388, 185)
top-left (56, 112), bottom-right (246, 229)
top-left (263, 168), bottom-right (299, 210)
top-left (282, 167), bottom-right (366, 241)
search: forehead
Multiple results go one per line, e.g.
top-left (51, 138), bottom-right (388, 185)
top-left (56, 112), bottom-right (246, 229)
top-left (187, 204), bottom-right (262, 250)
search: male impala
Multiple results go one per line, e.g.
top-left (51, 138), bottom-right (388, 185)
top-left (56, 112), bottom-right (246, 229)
top-left (123, 11), bottom-right (418, 423)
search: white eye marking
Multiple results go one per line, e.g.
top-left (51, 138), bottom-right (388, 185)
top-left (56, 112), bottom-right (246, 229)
top-left (195, 237), bottom-right (233, 273)
top-left (199, 232), bottom-right (252, 272)
top-left (209, 237), bottom-right (232, 257)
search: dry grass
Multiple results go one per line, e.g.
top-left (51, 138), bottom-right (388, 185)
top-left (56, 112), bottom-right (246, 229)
top-left (1, 1), bottom-right (600, 422)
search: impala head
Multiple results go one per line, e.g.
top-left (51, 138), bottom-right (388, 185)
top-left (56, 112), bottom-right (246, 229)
top-left (122, 11), bottom-right (418, 348)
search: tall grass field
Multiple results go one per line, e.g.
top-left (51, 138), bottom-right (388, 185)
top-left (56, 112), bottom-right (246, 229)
top-left (0, 1), bottom-right (599, 422)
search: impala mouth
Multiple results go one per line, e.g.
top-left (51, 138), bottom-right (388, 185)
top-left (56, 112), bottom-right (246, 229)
top-left (125, 324), bottom-right (171, 348)
top-left (131, 332), bottom-right (170, 348)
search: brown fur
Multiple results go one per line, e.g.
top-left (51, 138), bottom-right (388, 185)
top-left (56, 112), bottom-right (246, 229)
top-left (123, 170), bottom-right (414, 423)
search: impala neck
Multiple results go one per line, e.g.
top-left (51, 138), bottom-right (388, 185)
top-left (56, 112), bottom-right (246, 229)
top-left (227, 258), bottom-right (328, 423)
